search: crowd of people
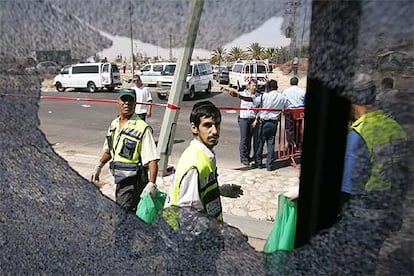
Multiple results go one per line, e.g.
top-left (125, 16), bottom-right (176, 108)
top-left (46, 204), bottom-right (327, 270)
top-left (91, 73), bottom-right (307, 215)
top-left (222, 76), bottom-right (306, 171)
top-left (89, 71), bottom-right (407, 274)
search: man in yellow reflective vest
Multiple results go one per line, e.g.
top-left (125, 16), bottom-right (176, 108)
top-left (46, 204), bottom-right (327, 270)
top-left (339, 72), bottom-right (407, 274)
top-left (92, 88), bottom-right (159, 213)
top-left (164, 101), bottom-right (242, 222)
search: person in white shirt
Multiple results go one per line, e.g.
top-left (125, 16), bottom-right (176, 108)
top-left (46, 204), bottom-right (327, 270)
top-left (289, 56), bottom-right (299, 75)
top-left (132, 75), bottom-right (152, 121)
top-left (282, 77), bottom-right (306, 150)
top-left (253, 80), bottom-right (288, 170)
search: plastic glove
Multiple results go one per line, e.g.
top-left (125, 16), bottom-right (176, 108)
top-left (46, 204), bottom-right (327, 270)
top-left (284, 186), bottom-right (299, 200)
top-left (219, 184), bottom-right (243, 198)
top-left (143, 182), bottom-right (157, 197)
top-left (91, 163), bottom-right (103, 182)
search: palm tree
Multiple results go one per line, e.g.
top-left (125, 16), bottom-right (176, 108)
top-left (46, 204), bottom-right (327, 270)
top-left (247, 42), bottom-right (263, 60)
top-left (210, 47), bottom-right (227, 65)
top-left (227, 46), bottom-right (245, 62)
top-left (263, 47), bottom-right (279, 62)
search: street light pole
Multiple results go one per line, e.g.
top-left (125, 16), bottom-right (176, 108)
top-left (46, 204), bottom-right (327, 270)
top-left (129, 0), bottom-right (134, 76)
top-left (157, 0), bottom-right (205, 175)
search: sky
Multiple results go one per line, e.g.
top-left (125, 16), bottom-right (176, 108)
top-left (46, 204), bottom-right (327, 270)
top-left (98, 16), bottom-right (290, 62)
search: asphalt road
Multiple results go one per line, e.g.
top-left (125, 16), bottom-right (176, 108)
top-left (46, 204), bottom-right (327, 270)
top-left (38, 83), bottom-right (245, 169)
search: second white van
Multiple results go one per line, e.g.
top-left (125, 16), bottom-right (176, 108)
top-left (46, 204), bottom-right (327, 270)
top-left (156, 61), bottom-right (213, 100)
top-left (229, 60), bottom-right (269, 91)
top-left (138, 62), bottom-right (175, 86)
top-left (53, 62), bottom-right (121, 92)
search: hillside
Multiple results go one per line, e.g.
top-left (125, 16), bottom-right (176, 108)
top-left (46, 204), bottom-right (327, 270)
top-left (45, 0), bottom-right (290, 50)
top-left (0, 0), bottom-right (112, 60)
top-left (1, 0), bottom-right (313, 60)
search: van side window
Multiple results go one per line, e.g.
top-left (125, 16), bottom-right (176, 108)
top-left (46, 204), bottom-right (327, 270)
top-left (194, 65), bottom-right (200, 76)
top-left (111, 64), bottom-right (119, 73)
top-left (153, 65), bottom-right (163, 72)
top-left (72, 65), bottom-right (99, 74)
top-left (245, 65), bottom-right (251, 74)
top-left (102, 64), bottom-right (109, 73)
top-left (164, 64), bottom-right (176, 75)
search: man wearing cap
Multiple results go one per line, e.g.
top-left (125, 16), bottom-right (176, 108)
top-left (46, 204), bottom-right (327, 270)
top-left (91, 88), bottom-right (159, 212)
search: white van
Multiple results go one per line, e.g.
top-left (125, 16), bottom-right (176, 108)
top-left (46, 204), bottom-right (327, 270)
top-left (138, 62), bottom-right (175, 86)
top-left (53, 62), bottom-right (121, 92)
top-left (156, 61), bottom-right (213, 100)
top-left (229, 60), bottom-right (269, 91)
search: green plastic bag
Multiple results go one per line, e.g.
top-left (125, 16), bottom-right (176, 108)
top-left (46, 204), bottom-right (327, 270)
top-left (263, 192), bottom-right (297, 253)
top-left (136, 189), bottom-right (167, 223)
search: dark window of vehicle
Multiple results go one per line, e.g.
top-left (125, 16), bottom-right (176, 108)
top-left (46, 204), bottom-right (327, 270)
top-left (72, 65), bottom-right (99, 74)
top-left (194, 65), bottom-right (200, 76)
top-left (256, 64), bottom-right (267, 73)
top-left (153, 65), bottom-right (163, 72)
top-left (102, 64), bottom-right (109, 73)
top-left (141, 65), bottom-right (151, 72)
top-left (111, 64), bottom-right (119, 73)
top-left (233, 64), bottom-right (242, 73)
top-left (163, 64), bottom-right (176, 75)
top-left (245, 65), bottom-right (251, 74)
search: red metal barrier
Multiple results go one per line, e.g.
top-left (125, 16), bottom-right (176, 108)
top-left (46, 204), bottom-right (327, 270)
top-left (276, 108), bottom-right (305, 167)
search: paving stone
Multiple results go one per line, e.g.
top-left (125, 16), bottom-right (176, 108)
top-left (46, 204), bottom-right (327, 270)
top-left (248, 210), bottom-right (267, 220)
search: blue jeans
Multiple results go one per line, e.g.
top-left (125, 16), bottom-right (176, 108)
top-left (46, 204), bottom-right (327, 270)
top-left (238, 117), bottom-right (256, 162)
top-left (256, 120), bottom-right (277, 168)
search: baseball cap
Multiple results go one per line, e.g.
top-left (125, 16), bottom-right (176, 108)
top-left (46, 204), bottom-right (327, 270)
top-left (119, 89), bottom-right (136, 100)
top-left (350, 73), bottom-right (376, 105)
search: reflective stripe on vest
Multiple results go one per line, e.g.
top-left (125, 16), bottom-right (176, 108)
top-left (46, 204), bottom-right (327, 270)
top-left (170, 143), bottom-right (223, 222)
top-left (351, 110), bottom-right (406, 191)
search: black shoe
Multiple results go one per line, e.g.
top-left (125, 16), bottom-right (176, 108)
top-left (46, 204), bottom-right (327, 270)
top-left (241, 160), bottom-right (250, 166)
top-left (252, 163), bottom-right (263, 169)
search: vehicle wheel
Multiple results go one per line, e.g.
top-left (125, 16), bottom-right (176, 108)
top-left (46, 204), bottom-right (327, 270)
top-left (87, 82), bottom-right (97, 93)
top-left (205, 81), bottom-right (211, 94)
top-left (106, 86), bottom-right (114, 92)
top-left (237, 82), bottom-right (242, 91)
top-left (188, 87), bottom-right (195, 100)
top-left (55, 82), bottom-right (66, 92)
top-left (229, 82), bottom-right (233, 88)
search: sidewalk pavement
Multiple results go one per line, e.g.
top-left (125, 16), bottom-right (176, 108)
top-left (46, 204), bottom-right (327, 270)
top-left (54, 145), bottom-right (300, 251)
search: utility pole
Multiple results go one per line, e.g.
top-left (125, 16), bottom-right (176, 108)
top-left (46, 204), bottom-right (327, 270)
top-left (169, 33), bottom-right (173, 61)
top-left (129, 0), bottom-right (135, 76)
top-left (286, 1), bottom-right (301, 59)
top-left (157, 0), bottom-right (204, 175)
